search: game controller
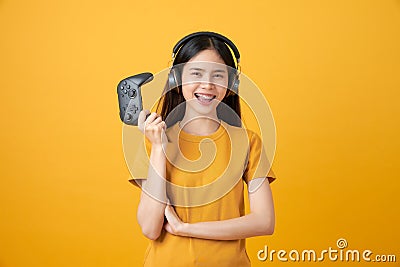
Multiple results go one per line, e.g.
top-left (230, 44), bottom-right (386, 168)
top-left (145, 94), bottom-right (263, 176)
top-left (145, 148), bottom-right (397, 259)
top-left (117, 72), bottom-right (154, 125)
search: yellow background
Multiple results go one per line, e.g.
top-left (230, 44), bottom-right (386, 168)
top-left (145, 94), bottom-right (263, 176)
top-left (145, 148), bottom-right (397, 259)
top-left (1, 0), bottom-right (399, 266)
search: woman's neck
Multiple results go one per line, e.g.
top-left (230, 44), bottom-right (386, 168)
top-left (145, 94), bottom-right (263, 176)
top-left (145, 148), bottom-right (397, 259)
top-left (180, 115), bottom-right (221, 136)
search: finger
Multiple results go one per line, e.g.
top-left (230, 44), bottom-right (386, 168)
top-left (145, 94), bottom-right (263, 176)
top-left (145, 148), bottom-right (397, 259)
top-left (166, 205), bottom-right (178, 223)
top-left (138, 110), bottom-right (150, 130)
top-left (164, 223), bottom-right (173, 234)
top-left (164, 205), bottom-right (171, 218)
top-left (164, 205), bottom-right (174, 222)
top-left (161, 121), bottom-right (167, 131)
top-left (138, 109), bottom-right (150, 122)
top-left (145, 112), bottom-right (159, 124)
top-left (151, 116), bottom-right (162, 125)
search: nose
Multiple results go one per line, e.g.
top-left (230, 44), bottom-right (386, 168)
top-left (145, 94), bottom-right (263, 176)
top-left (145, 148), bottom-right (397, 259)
top-left (200, 82), bottom-right (213, 89)
top-left (200, 75), bottom-right (214, 89)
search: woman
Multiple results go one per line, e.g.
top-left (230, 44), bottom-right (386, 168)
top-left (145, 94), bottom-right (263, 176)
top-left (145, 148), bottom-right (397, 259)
top-left (130, 31), bottom-right (276, 266)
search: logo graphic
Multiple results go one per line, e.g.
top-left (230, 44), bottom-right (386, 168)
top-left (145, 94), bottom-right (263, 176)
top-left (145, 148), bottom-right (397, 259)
top-left (336, 238), bottom-right (348, 249)
top-left (257, 238), bottom-right (397, 263)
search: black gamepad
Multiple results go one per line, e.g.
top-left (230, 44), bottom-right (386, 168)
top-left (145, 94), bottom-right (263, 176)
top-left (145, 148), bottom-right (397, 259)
top-left (117, 72), bottom-right (153, 125)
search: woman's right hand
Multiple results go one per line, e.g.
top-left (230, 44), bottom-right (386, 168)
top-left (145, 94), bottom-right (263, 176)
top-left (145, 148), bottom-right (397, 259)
top-left (138, 110), bottom-right (167, 146)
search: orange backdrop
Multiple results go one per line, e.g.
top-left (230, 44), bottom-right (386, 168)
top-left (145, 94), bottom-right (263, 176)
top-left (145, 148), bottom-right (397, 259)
top-left (1, 0), bottom-right (399, 266)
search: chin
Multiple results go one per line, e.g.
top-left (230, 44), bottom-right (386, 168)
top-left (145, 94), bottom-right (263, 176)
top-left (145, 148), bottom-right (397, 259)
top-left (186, 100), bottom-right (220, 118)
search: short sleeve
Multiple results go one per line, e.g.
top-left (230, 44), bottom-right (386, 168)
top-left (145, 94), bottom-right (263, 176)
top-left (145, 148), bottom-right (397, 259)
top-left (242, 131), bottom-right (276, 184)
top-left (128, 139), bottom-right (151, 188)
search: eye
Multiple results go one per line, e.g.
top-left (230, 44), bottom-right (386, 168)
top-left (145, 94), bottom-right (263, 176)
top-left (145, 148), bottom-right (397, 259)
top-left (190, 71), bottom-right (202, 77)
top-left (213, 73), bottom-right (225, 79)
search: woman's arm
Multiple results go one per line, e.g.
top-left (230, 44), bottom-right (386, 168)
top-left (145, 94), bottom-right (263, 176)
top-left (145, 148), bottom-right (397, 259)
top-left (137, 111), bottom-right (168, 240)
top-left (164, 177), bottom-right (275, 240)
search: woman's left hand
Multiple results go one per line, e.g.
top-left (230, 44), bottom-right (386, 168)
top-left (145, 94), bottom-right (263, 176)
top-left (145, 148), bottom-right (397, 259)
top-left (164, 205), bottom-right (188, 236)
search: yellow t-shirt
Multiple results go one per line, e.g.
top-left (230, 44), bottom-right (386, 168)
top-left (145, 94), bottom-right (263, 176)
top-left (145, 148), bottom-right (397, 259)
top-left (129, 121), bottom-right (276, 267)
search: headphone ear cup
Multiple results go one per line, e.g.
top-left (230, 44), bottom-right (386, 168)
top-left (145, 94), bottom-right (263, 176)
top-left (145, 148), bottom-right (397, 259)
top-left (232, 75), bottom-right (239, 94)
top-left (168, 68), bottom-right (180, 93)
top-left (228, 73), bottom-right (239, 95)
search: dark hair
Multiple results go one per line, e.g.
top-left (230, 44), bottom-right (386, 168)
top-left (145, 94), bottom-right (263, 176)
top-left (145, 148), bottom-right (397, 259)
top-left (156, 35), bottom-right (241, 127)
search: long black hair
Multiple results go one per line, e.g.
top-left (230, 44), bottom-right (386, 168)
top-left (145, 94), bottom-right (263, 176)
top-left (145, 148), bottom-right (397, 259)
top-left (156, 34), bottom-right (241, 127)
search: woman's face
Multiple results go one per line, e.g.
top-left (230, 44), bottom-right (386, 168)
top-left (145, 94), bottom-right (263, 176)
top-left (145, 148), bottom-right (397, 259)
top-left (181, 49), bottom-right (229, 116)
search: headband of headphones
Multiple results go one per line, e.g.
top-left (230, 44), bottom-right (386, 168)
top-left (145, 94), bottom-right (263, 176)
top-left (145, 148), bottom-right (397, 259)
top-left (172, 31), bottom-right (241, 66)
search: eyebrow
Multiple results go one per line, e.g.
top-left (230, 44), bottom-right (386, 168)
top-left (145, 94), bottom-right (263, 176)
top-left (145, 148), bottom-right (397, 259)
top-left (189, 67), bottom-right (204, 71)
top-left (213, 69), bottom-right (227, 73)
top-left (188, 67), bottom-right (227, 73)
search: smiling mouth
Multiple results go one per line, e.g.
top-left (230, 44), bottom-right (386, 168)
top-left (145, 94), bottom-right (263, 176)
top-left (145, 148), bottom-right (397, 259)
top-left (194, 93), bottom-right (216, 103)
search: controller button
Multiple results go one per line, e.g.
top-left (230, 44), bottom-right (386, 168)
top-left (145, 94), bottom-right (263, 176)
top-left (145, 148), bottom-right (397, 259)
top-left (123, 89), bottom-right (127, 94)
top-left (126, 113), bottom-right (132, 121)
top-left (123, 81), bottom-right (127, 85)
top-left (127, 85), bottom-right (130, 89)
top-left (120, 86), bottom-right (124, 90)
top-left (128, 90), bottom-right (135, 97)
top-left (133, 105), bottom-right (139, 113)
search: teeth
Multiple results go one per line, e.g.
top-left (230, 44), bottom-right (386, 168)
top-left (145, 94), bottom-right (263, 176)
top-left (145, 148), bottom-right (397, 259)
top-left (195, 93), bottom-right (215, 100)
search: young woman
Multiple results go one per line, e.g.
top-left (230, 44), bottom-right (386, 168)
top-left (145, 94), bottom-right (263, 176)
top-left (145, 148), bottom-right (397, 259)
top-left (130, 32), bottom-right (276, 266)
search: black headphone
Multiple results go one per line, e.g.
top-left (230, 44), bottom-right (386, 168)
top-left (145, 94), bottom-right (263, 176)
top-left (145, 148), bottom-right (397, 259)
top-left (168, 31), bottom-right (241, 95)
